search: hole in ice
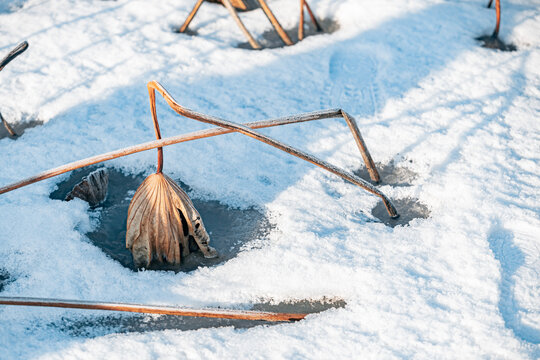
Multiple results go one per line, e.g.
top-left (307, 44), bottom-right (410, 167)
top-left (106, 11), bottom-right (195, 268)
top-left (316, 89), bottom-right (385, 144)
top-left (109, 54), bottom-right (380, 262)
top-left (354, 160), bottom-right (418, 187)
top-left (0, 268), bottom-right (13, 292)
top-left (237, 18), bottom-right (339, 49)
top-left (476, 35), bottom-right (516, 52)
top-left (371, 197), bottom-right (430, 228)
top-left (0, 117), bottom-right (43, 140)
top-left (50, 167), bottom-right (273, 272)
top-left (52, 297), bottom-right (346, 336)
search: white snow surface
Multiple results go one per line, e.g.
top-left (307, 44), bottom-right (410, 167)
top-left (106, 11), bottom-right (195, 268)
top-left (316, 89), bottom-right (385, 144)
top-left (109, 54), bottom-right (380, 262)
top-left (1, 0), bottom-right (539, 358)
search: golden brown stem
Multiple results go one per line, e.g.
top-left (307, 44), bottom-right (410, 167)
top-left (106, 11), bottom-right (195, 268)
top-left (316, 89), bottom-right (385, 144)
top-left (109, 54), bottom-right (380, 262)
top-left (493, 0), bottom-right (501, 37)
top-left (147, 81), bottom-right (396, 217)
top-left (222, 0), bottom-right (261, 49)
top-left (257, 0), bottom-right (293, 46)
top-left (0, 296), bottom-right (306, 322)
top-left (298, 0), bottom-right (305, 41)
top-left (179, 0), bottom-right (205, 33)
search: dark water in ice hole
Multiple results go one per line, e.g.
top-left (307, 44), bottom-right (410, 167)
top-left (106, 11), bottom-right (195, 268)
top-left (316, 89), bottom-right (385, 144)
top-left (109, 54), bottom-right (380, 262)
top-left (52, 297), bottom-right (346, 336)
top-left (476, 35), bottom-right (517, 52)
top-left (354, 160), bottom-right (430, 227)
top-left (50, 167), bottom-right (273, 272)
top-left (0, 268), bottom-right (12, 292)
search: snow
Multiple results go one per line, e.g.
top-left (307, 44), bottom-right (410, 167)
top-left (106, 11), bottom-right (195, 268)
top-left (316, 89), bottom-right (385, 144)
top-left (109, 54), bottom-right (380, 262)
top-left (0, 0), bottom-right (539, 358)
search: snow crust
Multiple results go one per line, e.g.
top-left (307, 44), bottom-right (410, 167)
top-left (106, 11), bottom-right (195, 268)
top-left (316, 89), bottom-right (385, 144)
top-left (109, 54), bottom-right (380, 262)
top-left (0, 0), bottom-right (539, 358)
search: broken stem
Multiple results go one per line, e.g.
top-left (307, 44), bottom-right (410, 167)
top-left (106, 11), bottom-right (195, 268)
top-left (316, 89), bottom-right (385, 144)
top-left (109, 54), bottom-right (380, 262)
top-left (0, 296), bottom-right (306, 322)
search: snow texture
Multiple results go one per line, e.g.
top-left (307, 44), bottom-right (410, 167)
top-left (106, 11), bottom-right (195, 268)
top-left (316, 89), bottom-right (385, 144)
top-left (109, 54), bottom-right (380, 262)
top-left (0, 0), bottom-right (539, 358)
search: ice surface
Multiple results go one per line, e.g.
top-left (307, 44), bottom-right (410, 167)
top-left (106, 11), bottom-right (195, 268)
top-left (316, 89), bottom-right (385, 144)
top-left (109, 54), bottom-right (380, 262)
top-left (0, 0), bottom-right (539, 358)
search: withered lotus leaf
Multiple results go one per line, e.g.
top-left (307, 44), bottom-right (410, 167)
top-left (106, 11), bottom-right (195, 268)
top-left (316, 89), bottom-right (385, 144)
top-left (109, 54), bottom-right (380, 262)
top-left (126, 173), bottom-right (217, 268)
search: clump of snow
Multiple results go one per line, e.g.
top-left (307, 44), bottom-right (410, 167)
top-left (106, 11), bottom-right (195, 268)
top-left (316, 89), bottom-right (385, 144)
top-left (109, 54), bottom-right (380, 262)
top-left (0, 0), bottom-right (539, 358)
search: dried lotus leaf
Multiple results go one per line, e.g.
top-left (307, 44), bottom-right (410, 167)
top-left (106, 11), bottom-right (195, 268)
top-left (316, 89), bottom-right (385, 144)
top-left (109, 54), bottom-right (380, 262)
top-left (65, 168), bottom-right (108, 206)
top-left (126, 173), bottom-right (217, 269)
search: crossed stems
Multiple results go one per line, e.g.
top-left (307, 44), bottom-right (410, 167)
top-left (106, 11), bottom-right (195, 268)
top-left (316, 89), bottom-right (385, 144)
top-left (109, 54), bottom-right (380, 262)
top-left (0, 81), bottom-right (398, 218)
top-left (1, 41), bottom-right (29, 137)
top-left (147, 81), bottom-right (398, 218)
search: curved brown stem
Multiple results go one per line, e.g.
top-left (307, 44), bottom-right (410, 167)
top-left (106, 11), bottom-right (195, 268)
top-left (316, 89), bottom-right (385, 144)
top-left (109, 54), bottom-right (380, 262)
top-left (0, 41), bottom-right (28, 72)
top-left (148, 81), bottom-right (397, 218)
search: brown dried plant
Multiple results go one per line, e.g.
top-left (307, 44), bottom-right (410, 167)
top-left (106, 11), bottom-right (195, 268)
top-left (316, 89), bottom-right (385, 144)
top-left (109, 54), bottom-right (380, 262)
top-left (126, 86), bottom-right (217, 269)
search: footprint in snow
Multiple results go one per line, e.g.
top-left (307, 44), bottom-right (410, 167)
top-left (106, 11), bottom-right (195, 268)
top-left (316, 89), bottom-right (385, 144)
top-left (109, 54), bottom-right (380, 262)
top-left (327, 49), bottom-right (380, 117)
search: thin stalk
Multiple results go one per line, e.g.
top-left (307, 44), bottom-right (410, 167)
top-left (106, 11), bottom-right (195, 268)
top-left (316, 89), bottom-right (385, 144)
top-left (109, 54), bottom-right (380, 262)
top-left (299, 0), bottom-right (305, 40)
top-left (148, 81), bottom-right (397, 217)
top-left (303, 0), bottom-right (322, 32)
top-left (492, 0), bottom-right (501, 37)
top-left (0, 41), bottom-right (28, 72)
top-left (0, 112), bottom-right (17, 137)
top-left (179, 0), bottom-right (205, 33)
top-left (0, 296), bottom-right (306, 322)
top-left (221, 0), bottom-right (261, 49)
top-left (257, 0), bottom-right (293, 46)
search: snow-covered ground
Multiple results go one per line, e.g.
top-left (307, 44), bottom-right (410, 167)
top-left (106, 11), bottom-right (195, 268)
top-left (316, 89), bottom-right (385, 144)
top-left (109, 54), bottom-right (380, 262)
top-left (1, 0), bottom-right (539, 358)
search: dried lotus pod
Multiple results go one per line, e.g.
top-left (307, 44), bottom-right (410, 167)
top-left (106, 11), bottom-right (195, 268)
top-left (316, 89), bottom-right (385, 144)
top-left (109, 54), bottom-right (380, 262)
top-left (126, 173), bottom-right (217, 268)
top-left (65, 168), bottom-right (108, 206)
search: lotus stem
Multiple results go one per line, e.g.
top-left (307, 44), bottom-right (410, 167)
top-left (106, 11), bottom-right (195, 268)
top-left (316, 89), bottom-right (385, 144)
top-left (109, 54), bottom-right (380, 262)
top-left (0, 296), bottom-right (306, 322)
top-left (257, 0), bottom-right (293, 46)
top-left (492, 0), bottom-right (501, 38)
top-left (179, 0), bottom-right (205, 33)
top-left (0, 112), bottom-right (17, 137)
top-left (0, 41), bottom-right (28, 72)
